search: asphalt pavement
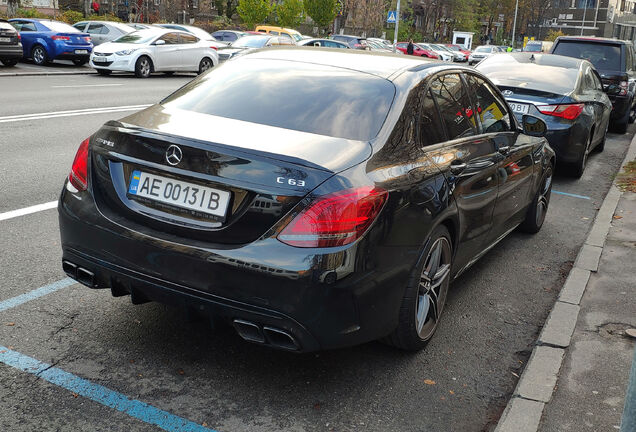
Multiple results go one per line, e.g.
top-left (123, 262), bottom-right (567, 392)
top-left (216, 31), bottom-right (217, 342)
top-left (0, 72), bottom-right (633, 432)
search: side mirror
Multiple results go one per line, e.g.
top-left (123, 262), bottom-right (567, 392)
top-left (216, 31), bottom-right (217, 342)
top-left (154, 39), bottom-right (166, 46)
top-left (521, 115), bottom-right (547, 137)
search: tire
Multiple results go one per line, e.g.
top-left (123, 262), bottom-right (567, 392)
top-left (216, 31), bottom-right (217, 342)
top-left (385, 225), bottom-right (452, 351)
top-left (198, 57), bottom-right (213, 74)
top-left (0, 58), bottom-right (18, 67)
top-left (134, 56), bottom-right (152, 78)
top-left (595, 124), bottom-right (608, 153)
top-left (31, 45), bottom-right (48, 66)
top-left (571, 132), bottom-right (592, 178)
top-left (613, 107), bottom-right (630, 134)
top-left (519, 164), bottom-right (553, 234)
top-left (96, 69), bottom-right (112, 76)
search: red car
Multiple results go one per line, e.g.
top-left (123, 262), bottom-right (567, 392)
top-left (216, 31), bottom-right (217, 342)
top-left (395, 42), bottom-right (438, 59)
top-left (444, 44), bottom-right (470, 61)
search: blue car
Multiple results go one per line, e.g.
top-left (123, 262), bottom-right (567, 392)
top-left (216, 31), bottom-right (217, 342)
top-left (9, 18), bottom-right (92, 66)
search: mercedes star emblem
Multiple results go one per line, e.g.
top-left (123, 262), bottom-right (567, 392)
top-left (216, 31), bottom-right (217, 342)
top-left (165, 145), bottom-right (183, 166)
top-left (502, 90), bottom-right (513, 96)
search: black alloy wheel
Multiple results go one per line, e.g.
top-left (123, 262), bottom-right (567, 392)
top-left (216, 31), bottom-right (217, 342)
top-left (31, 45), bottom-right (47, 66)
top-left (135, 56), bottom-right (152, 78)
top-left (386, 225), bottom-right (452, 351)
top-left (572, 133), bottom-right (592, 178)
top-left (519, 164), bottom-right (553, 233)
top-left (198, 57), bottom-right (213, 74)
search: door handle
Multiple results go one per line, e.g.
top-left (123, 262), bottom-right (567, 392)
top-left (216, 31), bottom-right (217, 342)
top-left (450, 160), bottom-right (467, 175)
top-left (498, 145), bottom-right (510, 155)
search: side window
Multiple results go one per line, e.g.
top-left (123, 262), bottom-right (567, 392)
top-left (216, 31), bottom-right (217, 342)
top-left (180, 34), bottom-right (198, 44)
top-left (87, 23), bottom-right (105, 34)
top-left (159, 33), bottom-right (180, 44)
top-left (465, 74), bottom-right (511, 133)
top-left (429, 73), bottom-right (477, 140)
top-left (592, 70), bottom-right (603, 90)
top-left (73, 23), bottom-right (86, 32)
top-left (270, 30), bottom-right (279, 35)
top-left (419, 88), bottom-right (447, 146)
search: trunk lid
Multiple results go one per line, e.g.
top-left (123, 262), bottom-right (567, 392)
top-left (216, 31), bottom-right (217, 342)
top-left (89, 105), bottom-right (371, 245)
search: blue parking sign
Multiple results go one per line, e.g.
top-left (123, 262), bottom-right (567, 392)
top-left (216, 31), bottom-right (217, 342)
top-left (387, 11), bottom-right (397, 23)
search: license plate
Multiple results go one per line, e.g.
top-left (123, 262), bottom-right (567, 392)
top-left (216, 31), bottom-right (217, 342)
top-left (75, 49), bottom-right (88, 54)
top-left (0, 37), bottom-right (10, 43)
top-left (128, 170), bottom-right (231, 218)
top-left (93, 56), bottom-right (107, 63)
top-left (508, 102), bottom-right (530, 114)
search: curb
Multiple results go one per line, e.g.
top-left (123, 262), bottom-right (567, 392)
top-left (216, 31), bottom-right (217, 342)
top-left (0, 70), bottom-right (96, 77)
top-left (495, 132), bottom-right (636, 432)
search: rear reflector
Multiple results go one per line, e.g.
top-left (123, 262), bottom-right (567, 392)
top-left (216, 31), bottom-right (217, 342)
top-left (69, 137), bottom-right (90, 191)
top-left (278, 186), bottom-right (387, 248)
top-left (537, 103), bottom-right (584, 120)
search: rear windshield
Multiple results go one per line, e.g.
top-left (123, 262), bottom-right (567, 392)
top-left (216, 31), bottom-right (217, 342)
top-left (524, 42), bottom-right (542, 52)
top-left (232, 36), bottom-right (270, 48)
top-left (475, 46), bottom-right (492, 53)
top-left (162, 59), bottom-right (395, 141)
top-left (552, 40), bottom-right (622, 71)
top-left (43, 21), bottom-right (79, 33)
top-left (113, 30), bottom-right (158, 44)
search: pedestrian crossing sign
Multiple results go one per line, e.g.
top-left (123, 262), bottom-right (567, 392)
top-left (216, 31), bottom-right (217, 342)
top-left (387, 11), bottom-right (397, 23)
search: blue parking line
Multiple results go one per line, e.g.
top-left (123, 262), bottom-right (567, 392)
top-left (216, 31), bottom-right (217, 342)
top-left (0, 278), bottom-right (75, 313)
top-left (552, 190), bottom-right (592, 200)
top-left (0, 346), bottom-right (216, 432)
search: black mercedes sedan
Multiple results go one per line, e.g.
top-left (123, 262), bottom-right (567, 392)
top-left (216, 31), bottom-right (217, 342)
top-left (476, 52), bottom-right (611, 177)
top-left (59, 48), bottom-right (555, 352)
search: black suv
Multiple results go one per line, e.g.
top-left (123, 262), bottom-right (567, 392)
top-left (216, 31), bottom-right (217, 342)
top-left (0, 19), bottom-right (22, 67)
top-left (551, 36), bottom-right (636, 133)
top-left (330, 34), bottom-right (367, 50)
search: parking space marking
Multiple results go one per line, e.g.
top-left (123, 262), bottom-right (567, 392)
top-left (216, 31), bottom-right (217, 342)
top-left (0, 200), bottom-right (57, 222)
top-left (52, 84), bottom-right (124, 88)
top-left (552, 190), bottom-right (592, 200)
top-left (0, 278), bottom-right (75, 313)
top-left (0, 346), bottom-right (216, 432)
top-left (0, 104), bottom-right (151, 123)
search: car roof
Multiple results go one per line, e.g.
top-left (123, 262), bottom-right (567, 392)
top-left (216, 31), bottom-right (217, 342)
top-left (238, 47), bottom-right (441, 79)
top-left (555, 36), bottom-right (631, 45)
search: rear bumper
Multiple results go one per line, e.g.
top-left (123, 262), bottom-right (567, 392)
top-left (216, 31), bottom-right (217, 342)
top-left (58, 181), bottom-right (413, 352)
top-left (515, 113), bottom-right (587, 164)
top-left (0, 45), bottom-right (23, 60)
top-left (51, 42), bottom-right (92, 60)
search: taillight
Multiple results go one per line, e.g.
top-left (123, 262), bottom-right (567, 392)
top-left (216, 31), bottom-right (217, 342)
top-left (69, 138), bottom-right (90, 191)
top-left (210, 46), bottom-right (218, 50)
top-left (52, 35), bottom-right (70, 41)
top-left (354, 43), bottom-right (362, 48)
top-left (83, 36), bottom-right (91, 43)
top-left (619, 80), bottom-right (628, 96)
top-left (537, 103), bottom-right (584, 120)
top-left (17, 33), bottom-right (21, 41)
top-left (277, 186), bottom-right (388, 248)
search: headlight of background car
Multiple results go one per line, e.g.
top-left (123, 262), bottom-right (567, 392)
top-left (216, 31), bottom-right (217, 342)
top-left (115, 49), bottom-right (138, 56)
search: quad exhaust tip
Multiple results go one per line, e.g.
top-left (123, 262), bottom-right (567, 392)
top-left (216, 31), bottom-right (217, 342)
top-left (233, 319), bottom-right (300, 351)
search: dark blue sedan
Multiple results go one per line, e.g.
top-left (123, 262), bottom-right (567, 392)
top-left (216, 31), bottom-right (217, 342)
top-left (9, 18), bottom-right (92, 66)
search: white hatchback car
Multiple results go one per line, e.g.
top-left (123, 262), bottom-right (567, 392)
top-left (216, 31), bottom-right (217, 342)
top-left (90, 28), bottom-right (219, 77)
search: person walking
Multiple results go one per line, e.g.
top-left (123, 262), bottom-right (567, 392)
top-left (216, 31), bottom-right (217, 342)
top-left (407, 39), bottom-right (414, 55)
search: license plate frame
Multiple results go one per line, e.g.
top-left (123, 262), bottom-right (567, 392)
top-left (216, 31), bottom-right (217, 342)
top-left (0, 37), bottom-right (11, 43)
top-left (127, 170), bottom-right (231, 220)
top-left (508, 102), bottom-right (530, 114)
top-left (93, 56), bottom-right (108, 63)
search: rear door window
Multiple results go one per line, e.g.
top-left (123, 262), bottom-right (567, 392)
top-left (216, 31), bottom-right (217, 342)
top-left (159, 33), bottom-right (180, 44)
top-left (419, 88), bottom-right (446, 146)
top-left (180, 33), bottom-right (198, 44)
top-left (162, 59), bottom-right (396, 141)
top-left (552, 41), bottom-right (622, 71)
top-left (464, 74), bottom-right (511, 133)
top-left (429, 73), bottom-right (477, 140)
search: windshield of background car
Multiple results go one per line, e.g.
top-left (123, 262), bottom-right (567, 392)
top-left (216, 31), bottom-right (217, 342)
top-left (291, 33), bottom-right (302, 41)
top-left (112, 30), bottom-right (158, 44)
top-left (42, 21), bottom-right (80, 33)
top-left (475, 46), bottom-right (491, 53)
top-left (232, 36), bottom-right (269, 48)
top-left (447, 45), bottom-right (460, 51)
top-left (524, 42), bottom-right (542, 52)
top-left (161, 59), bottom-right (396, 141)
top-left (552, 41), bottom-right (622, 71)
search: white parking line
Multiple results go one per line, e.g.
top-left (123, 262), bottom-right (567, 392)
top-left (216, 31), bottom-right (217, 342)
top-left (51, 84), bottom-right (124, 88)
top-left (0, 201), bottom-right (58, 222)
top-left (0, 104), bottom-right (151, 123)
